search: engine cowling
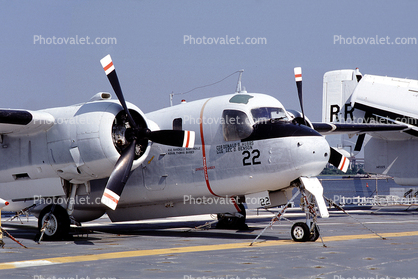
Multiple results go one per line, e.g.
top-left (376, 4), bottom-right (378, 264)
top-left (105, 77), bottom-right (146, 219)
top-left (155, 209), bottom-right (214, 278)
top-left (46, 96), bottom-right (151, 184)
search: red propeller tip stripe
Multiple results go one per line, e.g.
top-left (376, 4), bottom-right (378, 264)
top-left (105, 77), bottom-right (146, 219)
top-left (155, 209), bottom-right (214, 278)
top-left (182, 131), bottom-right (195, 148)
top-left (101, 188), bottom-right (120, 210)
top-left (294, 67), bottom-right (302, 81)
top-left (100, 54), bottom-right (115, 75)
top-left (103, 61), bottom-right (113, 72)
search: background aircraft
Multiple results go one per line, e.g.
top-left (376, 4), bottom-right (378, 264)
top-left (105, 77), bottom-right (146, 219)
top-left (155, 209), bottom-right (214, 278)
top-left (322, 69), bottom-right (418, 186)
top-left (0, 58), bottom-right (405, 243)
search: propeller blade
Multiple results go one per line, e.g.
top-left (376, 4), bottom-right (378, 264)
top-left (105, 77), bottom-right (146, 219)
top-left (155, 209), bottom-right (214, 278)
top-left (100, 54), bottom-right (138, 130)
top-left (353, 112), bottom-right (372, 153)
top-left (101, 139), bottom-right (137, 210)
top-left (354, 134), bottom-right (366, 152)
top-left (294, 67), bottom-right (306, 125)
top-left (148, 130), bottom-right (195, 148)
top-left (329, 147), bottom-right (350, 173)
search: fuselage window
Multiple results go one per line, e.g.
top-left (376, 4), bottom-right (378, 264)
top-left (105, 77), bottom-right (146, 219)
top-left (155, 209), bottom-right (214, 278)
top-left (251, 107), bottom-right (288, 124)
top-left (222, 110), bottom-right (253, 141)
top-left (173, 118), bottom-right (182, 130)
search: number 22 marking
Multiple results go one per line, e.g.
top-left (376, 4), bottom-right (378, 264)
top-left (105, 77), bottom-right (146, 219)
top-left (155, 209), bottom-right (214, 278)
top-left (242, 149), bottom-right (261, 166)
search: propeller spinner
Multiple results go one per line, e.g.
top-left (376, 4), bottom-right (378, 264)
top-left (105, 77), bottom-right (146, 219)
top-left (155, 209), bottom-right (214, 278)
top-left (100, 55), bottom-right (195, 210)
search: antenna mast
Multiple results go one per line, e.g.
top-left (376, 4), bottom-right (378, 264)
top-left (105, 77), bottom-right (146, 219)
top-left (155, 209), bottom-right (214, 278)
top-left (235, 69), bottom-right (244, 93)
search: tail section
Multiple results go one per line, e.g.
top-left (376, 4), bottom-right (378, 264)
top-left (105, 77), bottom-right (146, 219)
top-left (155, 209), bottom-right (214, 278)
top-left (322, 69), bottom-right (362, 158)
top-left (322, 69), bottom-right (362, 123)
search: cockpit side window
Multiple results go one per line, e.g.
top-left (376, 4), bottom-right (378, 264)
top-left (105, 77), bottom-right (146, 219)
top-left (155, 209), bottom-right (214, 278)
top-left (222, 110), bottom-right (253, 141)
top-left (251, 107), bottom-right (288, 124)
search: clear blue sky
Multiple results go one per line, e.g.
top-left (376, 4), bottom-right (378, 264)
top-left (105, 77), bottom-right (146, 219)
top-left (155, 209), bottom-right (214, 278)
top-left (1, 1), bottom-right (417, 121)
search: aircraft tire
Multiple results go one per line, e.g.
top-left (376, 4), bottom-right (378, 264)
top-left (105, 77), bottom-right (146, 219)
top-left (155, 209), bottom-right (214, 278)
top-left (309, 225), bottom-right (320, 242)
top-left (37, 205), bottom-right (70, 240)
top-left (216, 204), bottom-right (248, 230)
top-left (291, 222), bottom-right (310, 242)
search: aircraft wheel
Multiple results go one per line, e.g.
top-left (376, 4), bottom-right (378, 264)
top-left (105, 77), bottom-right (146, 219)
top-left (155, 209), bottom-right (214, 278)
top-left (37, 205), bottom-right (70, 240)
top-left (216, 204), bottom-right (248, 230)
top-left (309, 225), bottom-right (320, 242)
top-left (291, 222), bottom-right (310, 242)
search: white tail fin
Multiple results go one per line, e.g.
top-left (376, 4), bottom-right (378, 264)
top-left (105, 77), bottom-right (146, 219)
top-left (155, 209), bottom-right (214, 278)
top-left (322, 69), bottom-right (361, 123)
top-left (322, 69), bottom-right (362, 158)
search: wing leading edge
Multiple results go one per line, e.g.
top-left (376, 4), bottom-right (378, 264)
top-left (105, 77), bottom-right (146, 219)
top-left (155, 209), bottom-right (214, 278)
top-left (312, 122), bottom-right (408, 135)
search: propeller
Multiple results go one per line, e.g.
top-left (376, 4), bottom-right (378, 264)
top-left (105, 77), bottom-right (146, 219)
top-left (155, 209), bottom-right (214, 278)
top-left (354, 134), bottom-right (365, 152)
top-left (293, 67), bottom-right (306, 125)
top-left (354, 112), bottom-right (372, 153)
top-left (99, 55), bottom-right (195, 210)
top-left (293, 67), bottom-right (350, 173)
top-left (329, 147), bottom-right (349, 173)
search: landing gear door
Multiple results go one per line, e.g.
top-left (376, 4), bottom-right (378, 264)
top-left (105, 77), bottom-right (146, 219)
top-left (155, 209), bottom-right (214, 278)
top-left (300, 177), bottom-right (329, 218)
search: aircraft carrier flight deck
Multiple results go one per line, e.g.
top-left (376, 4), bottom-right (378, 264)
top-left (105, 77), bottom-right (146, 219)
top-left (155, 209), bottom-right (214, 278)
top-left (1, 206), bottom-right (417, 279)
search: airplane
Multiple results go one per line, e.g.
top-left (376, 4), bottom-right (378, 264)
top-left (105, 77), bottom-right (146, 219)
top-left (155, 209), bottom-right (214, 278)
top-left (0, 56), bottom-right (406, 243)
top-left (322, 68), bottom-right (418, 186)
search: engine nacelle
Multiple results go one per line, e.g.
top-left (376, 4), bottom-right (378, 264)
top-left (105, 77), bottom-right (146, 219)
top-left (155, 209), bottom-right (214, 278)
top-left (46, 95), bottom-right (151, 184)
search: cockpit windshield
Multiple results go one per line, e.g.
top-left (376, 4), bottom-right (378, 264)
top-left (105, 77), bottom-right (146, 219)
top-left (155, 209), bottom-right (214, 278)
top-left (251, 107), bottom-right (288, 124)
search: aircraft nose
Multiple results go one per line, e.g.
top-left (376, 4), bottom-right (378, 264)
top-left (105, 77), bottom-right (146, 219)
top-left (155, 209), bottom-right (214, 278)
top-left (290, 132), bottom-right (330, 177)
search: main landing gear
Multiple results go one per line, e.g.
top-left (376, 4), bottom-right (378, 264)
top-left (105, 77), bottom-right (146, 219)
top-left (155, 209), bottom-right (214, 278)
top-left (36, 183), bottom-right (83, 242)
top-left (216, 203), bottom-right (248, 230)
top-left (36, 204), bottom-right (70, 241)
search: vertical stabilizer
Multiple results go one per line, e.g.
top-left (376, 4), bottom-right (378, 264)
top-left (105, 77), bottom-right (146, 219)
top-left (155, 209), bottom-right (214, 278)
top-left (322, 69), bottom-right (361, 123)
top-left (322, 69), bottom-right (362, 157)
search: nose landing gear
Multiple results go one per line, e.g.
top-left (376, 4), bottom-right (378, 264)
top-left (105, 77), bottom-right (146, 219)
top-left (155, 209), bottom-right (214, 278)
top-left (291, 222), bottom-right (319, 242)
top-left (251, 177), bottom-right (327, 245)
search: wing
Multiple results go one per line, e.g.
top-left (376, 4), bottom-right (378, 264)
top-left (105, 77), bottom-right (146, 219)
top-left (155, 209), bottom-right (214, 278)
top-left (312, 122), bottom-right (408, 135)
top-left (0, 109), bottom-right (55, 135)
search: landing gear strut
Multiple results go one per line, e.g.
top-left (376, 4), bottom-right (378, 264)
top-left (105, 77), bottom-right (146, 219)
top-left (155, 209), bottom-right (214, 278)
top-left (291, 182), bottom-right (321, 242)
